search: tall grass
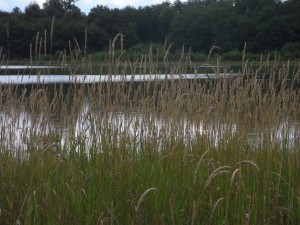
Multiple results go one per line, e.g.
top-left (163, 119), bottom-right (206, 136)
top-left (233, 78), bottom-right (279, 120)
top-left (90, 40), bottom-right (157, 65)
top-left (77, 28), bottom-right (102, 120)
top-left (0, 37), bottom-right (300, 224)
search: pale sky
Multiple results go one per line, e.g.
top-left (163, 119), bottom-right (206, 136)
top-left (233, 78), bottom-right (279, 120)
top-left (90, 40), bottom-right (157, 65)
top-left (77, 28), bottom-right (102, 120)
top-left (0, 0), bottom-right (184, 14)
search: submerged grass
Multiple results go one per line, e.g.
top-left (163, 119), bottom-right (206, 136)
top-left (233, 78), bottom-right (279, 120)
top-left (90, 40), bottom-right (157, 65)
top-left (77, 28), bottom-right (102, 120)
top-left (0, 40), bottom-right (300, 224)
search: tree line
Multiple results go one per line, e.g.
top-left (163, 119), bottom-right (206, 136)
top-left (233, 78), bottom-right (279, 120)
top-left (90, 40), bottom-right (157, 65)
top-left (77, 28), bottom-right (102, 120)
top-left (1, 0), bottom-right (300, 60)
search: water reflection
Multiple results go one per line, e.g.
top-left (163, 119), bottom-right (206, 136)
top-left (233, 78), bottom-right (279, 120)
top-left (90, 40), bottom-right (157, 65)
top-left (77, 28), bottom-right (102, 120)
top-left (0, 73), bottom-right (236, 85)
top-left (0, 97), bottom-right (298, 154)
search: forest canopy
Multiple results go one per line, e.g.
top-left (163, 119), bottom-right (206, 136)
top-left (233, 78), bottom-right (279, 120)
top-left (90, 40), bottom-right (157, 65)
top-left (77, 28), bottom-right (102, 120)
top-left (0, 0), bottom-right (300, 60)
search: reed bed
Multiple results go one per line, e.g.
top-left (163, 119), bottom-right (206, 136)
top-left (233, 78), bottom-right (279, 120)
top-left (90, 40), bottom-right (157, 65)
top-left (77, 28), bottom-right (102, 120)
top-left (0, 43), bottom-right (300, 225)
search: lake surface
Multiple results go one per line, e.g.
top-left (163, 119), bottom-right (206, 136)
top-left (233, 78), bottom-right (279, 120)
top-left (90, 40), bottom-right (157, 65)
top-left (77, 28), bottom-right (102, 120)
top-left (1, 98), bottom-right (297, 153)
top-left (0, 73), bottom-right (237, 85)
top-left (0, 65), bottom-right (298, 153)
top-left (0, 65), bottom-right (63, 70)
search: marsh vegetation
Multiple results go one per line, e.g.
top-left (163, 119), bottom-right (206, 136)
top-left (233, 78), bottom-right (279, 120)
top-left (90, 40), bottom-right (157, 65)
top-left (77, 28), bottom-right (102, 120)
top-left (0, 41), bottom-right (300, 225)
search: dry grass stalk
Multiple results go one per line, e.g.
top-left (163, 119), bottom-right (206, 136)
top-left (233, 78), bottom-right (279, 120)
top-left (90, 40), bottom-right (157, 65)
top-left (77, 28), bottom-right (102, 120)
top-left (193, 150), bottom-right (210, 184)
top-left (135, 188), bottom-right (158, 213)
top-left (204, 166), bottom-right (232, 189)
top-left (169, 198), bottom-right (175, 225)
top-left (271, 172), bottom-right (290, 187)
top-left (164, 43), bottom-right (173, 60)
top-left (235, 160), bottom-right (260, 172)
top-left (134, 188), bottom-right (158, 224)
top-left (44, 29), bottom-right (47, 61)
top-left (111, 33), bottom-right (124, 59)
top-left (209, 197), bottom-right (225, 222)
top-left (242, 42), bottom-right (247, 74)
top-left (50, 16), bottom-right (55, 57)
top-left (35, 32), bottom-right (40, 56)
top-left (207, 46), bottom-right (220, 61)
top-left (230, 168), bottom-right (240, 187)
top-left (191, 200), bottom-right (197, 225)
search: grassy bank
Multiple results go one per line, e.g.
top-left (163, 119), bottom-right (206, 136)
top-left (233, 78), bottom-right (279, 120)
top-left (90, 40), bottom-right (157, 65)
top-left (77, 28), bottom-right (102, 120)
top-left (0, 46), bottom-right (300, 224)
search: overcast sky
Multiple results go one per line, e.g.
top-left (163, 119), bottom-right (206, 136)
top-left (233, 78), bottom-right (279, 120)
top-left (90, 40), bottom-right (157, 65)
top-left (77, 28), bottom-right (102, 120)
top-left (0, 0), bottom-right (185, 13)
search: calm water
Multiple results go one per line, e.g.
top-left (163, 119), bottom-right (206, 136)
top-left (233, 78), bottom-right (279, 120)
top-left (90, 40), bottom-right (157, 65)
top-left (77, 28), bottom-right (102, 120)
top-left (0, 73), bottom-right (238, 85)
top-left (0, 67), bottom-right (297, 152)
top-left (0, 98), bottom-right (298, 153)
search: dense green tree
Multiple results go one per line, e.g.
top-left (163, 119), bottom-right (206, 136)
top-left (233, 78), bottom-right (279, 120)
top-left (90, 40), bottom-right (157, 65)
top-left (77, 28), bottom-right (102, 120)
top-left (12, 7), bottom-right (22, 14)
top-left (116, 7), bottom-right (140, 47)
top-left (173, 0), bottom-right (185, 12)
top-left (43, 0), bottom-right (79, 17)
top-left (65, 5), bottom-right (84, 19)
top-left (25, 2), bottom-right (45, 18)
top-left (60, 0), bottom-right (79, 13)
top-left (43, 0), bottom-right (65, 18)
top-left (1, 0), bottom-right (300, 59)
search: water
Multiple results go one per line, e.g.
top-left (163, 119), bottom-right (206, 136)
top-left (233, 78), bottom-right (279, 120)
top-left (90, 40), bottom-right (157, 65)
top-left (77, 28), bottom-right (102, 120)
top-left (0, 66), bottom-right (297, 152)
top-left (0, 65), bottom-right (63, 70)
top-left (0, 73), bottom-right (237, 85)
top-left (1, 99), bottom-right (298, 154)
